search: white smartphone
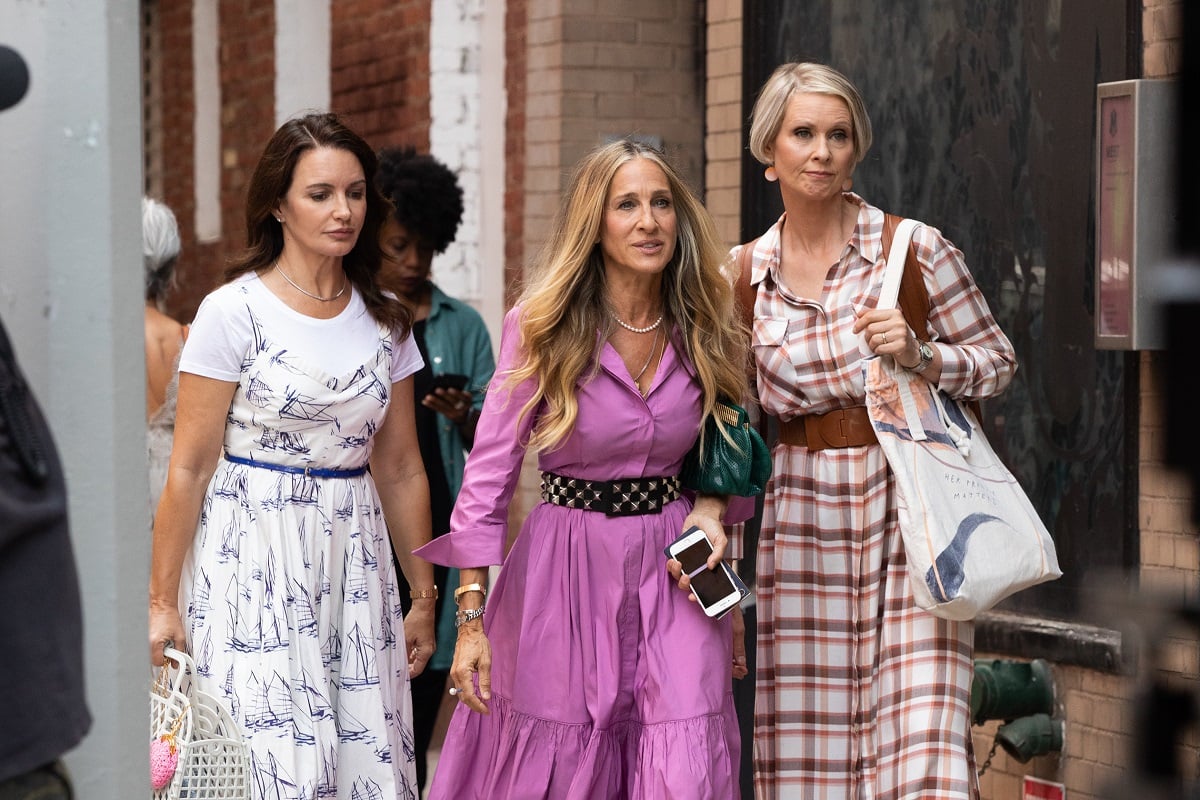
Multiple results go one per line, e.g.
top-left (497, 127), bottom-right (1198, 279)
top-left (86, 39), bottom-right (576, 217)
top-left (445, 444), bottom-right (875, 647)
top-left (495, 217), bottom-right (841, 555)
top-left (664, 526), bottom-right (750, 619)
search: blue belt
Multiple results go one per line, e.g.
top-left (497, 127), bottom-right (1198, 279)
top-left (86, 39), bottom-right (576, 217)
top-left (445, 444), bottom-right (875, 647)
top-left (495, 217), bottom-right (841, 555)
top-left (224, 453), bottom-right (368, 478)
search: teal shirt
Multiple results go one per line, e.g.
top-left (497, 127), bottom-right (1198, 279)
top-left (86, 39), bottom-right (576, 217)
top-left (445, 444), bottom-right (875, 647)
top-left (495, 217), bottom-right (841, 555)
top-left (423, 284), bottom-right (495, 670)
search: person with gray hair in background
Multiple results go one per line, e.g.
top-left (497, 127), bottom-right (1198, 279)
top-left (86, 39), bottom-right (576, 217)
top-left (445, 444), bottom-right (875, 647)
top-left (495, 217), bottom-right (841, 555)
top-left (143, 196), bottom-right (187, 517)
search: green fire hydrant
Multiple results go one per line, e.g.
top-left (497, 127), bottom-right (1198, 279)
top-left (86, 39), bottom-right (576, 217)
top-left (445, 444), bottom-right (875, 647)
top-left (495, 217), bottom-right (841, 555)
top-left (972, 658), bottom-right (1064, 763)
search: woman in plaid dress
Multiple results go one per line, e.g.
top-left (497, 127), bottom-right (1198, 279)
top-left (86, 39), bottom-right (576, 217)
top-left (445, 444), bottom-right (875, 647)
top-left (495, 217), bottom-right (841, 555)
top-left (741, 63), bottom-right (1016, 799)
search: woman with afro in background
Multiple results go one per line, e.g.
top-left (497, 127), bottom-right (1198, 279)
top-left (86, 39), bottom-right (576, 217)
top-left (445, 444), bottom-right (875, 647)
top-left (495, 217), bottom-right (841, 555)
top-left (375, 146), bottom-right (496, 796)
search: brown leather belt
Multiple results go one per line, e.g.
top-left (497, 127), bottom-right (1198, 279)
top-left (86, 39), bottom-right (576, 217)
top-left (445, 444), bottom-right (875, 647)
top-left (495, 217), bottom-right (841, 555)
top-left (778, 407), bottom-right (877, 451)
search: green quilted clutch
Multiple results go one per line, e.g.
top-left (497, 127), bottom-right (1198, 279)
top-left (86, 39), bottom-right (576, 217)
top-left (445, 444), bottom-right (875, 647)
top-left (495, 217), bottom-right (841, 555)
top-left (679, 400), bottom-right (771, 497)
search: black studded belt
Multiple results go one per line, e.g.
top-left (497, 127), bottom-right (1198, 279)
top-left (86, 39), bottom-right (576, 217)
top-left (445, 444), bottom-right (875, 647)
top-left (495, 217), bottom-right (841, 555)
top-left (540, 471), bottom-right (682, 517)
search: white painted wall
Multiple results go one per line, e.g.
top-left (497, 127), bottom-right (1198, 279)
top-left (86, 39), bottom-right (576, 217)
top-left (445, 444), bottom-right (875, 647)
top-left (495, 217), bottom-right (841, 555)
top-left (194, 0), bottom-right (222, 242)
top-left (275, 0), bottom-right (332, 124)
top-left (430, 0), bottom-right (507, 344)
top-left (0, 1), bottom-right (147, 797)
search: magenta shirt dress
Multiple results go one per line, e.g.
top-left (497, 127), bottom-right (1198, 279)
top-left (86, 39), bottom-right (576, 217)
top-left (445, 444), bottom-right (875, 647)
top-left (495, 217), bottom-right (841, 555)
top-left (416, 307), bottom-right (745, 799)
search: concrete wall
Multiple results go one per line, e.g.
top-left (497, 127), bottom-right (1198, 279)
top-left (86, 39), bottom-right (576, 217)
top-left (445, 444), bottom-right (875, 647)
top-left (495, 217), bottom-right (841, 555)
top-left (0, 2), bottom-right (147, 797)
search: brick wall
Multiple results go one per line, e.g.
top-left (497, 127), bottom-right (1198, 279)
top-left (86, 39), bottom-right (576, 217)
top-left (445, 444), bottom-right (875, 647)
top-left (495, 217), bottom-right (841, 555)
top-left (1135, 0), bottom-right (1199, 791)
top-left (703, 0), bottom-right (742, 247)
top-left (157, 1), bottom-right (201, 320)
top-left (158, 0), bottom-right (277, 320)
top-left (1144, 0), bottom-right (1184, 77)
top-left (428, 0), bottom-right (483, 302)
top-left (217, 0), bottom-right (276, 269)
top-left (1139, 0), bottom-right (1187, 597)
top-left (523, 0), bottom-right (705, 253)
top-left (154, 0), bottom-right (434, 322)
top-left (971, 2), bottom-right (1194, 797)
top-left (506, 0), bottom-right (528, 307)
top-left (332, 0), bottom-right (430, 150)
top-left (511, 0), bottom-right (708, 522)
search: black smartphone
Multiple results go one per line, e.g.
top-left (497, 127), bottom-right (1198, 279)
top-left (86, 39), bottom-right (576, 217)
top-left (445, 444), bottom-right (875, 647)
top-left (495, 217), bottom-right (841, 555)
top-left (427, 373), bottom-right (469, 393)
top-left (664, 526), bottom-right (750, 618)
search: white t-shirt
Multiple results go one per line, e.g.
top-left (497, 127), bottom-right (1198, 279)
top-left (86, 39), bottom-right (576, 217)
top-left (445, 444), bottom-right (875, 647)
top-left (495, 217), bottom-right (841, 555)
top-left (180, 272), bottom-right (423, 384)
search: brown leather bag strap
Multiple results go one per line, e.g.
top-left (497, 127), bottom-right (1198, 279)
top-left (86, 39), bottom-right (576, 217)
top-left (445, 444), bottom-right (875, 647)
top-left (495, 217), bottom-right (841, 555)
top-left (734, 238), bottom-right (770, 437)
top-left (883, 212), bottom-right (982, 418)
top-left (882, 212), bottom-right (930, 338)
top-left (735, 238), bottom-right (759, 325)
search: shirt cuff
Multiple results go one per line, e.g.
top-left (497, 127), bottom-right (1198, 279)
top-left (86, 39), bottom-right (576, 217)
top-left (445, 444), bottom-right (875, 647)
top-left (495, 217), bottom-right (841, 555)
top-left (413, 525), bottom-right (507, 569)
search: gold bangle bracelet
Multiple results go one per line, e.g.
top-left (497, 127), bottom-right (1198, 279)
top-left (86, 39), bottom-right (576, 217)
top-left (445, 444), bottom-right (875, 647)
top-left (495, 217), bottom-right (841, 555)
top-left (453, 582), bottom-right (487, 606)
top-left (409, 586), bottom-right (438, 600)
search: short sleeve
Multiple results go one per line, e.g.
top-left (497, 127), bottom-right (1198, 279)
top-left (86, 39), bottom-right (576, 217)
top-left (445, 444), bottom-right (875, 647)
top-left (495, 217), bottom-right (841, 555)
top-left (178, 289), bottom-right (252, 382)
top-left (390, 329), bottom-right (425, 383)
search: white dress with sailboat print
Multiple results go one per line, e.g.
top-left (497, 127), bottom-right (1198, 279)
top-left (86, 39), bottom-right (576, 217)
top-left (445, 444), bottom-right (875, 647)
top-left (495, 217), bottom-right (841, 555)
top-left (177, 274), bottom-right (424, 800)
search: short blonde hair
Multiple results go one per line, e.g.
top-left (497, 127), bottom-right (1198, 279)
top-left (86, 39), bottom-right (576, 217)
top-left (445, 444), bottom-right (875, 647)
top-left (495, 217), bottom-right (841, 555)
top-left (748, 62), bottom-right (873, 166)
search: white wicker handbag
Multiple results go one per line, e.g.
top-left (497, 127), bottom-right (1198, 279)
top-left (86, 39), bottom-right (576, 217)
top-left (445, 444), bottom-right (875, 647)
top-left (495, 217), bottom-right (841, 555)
top-left (150, 647), bottom-right (251, 800)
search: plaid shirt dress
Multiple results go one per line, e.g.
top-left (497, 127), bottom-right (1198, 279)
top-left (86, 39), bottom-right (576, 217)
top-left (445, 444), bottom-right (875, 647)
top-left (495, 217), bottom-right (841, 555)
top-left (743, 196), bottom-right (1016, 800)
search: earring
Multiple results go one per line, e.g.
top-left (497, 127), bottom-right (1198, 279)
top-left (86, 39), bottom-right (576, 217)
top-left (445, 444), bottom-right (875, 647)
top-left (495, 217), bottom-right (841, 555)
top-left (764, 165), bottom-right (778, 182)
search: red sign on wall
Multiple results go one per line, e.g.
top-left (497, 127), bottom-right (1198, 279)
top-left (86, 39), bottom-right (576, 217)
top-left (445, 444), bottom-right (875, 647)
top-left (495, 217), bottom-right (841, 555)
top-left (1023, 776), bottom-right (1066, 800)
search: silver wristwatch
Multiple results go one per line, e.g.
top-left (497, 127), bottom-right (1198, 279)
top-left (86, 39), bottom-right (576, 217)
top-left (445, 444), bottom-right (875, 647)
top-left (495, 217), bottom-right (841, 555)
top-left (905, 340), bottom-right (934, 372)
top-left (454, 606), bottom-right (485, 628)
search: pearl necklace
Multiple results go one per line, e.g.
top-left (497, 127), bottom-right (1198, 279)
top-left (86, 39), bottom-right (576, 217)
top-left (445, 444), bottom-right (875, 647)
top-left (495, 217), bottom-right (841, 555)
top-left (612, 311), bottom-right (663, 334)
top-left (275, 260), bottom-right (348, 302)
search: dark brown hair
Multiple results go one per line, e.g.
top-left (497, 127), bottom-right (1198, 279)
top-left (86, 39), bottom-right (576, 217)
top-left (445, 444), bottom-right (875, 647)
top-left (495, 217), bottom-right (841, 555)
top-left (224, 112), bottom-right (410, 332)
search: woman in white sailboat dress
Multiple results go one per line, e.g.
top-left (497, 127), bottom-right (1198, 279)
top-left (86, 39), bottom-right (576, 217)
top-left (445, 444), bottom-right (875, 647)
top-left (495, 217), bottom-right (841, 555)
top-left (179, 275), bottom-right (425, 799)
top-left (150, 113), bottom-right (437, 800)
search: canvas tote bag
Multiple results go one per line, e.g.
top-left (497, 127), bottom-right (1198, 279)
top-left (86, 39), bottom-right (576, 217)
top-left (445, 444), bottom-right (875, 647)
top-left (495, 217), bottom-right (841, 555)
top-left (863, 218), bottom-right (1061, 620)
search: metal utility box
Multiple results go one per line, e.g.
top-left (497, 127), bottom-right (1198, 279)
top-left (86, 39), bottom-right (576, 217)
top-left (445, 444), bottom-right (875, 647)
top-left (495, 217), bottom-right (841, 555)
top-left (1094, 79), bottom-right (1176, 350)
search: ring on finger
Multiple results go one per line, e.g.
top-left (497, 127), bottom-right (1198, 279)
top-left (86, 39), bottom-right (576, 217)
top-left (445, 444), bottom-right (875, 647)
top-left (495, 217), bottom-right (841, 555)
top-left (448, 687), bottom-right (460, 696)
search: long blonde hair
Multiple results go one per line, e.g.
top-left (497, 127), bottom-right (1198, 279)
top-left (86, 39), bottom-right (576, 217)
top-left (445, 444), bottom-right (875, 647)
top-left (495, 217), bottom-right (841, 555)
top-left (502, 139), bottom-right (747, 453)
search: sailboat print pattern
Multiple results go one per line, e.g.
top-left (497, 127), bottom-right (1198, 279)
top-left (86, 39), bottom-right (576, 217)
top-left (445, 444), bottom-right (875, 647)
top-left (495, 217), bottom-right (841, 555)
top-left (179, 290), bottom-right (418, 800)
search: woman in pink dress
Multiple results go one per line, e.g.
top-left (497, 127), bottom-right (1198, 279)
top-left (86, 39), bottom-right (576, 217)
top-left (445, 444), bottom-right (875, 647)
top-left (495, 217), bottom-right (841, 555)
top-left (416, 139), bottom-right (751, 798)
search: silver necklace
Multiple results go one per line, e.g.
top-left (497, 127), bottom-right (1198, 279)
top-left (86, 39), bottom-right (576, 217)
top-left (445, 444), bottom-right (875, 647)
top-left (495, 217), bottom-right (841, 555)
top-left (612, 311), bottom-right (663, 334)
top-left (274, 260), bottom-right (348, 302)
top-left (632, 325), bottom-right (663, 390)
